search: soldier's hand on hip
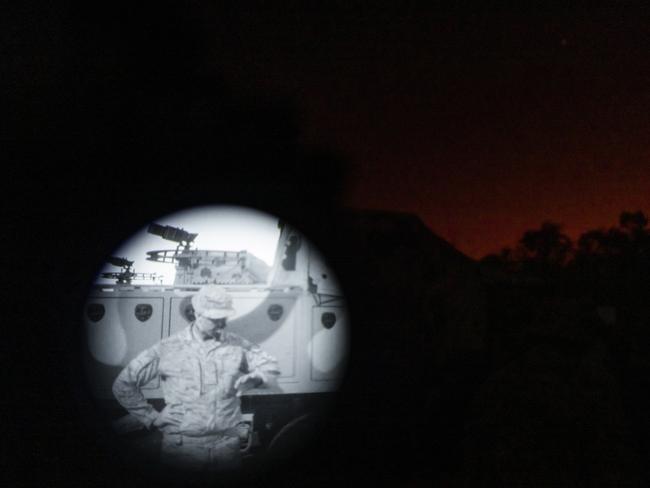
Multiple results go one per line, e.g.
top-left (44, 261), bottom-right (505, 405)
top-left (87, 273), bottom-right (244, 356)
top-left (152, 415), bottom-right (180, 433)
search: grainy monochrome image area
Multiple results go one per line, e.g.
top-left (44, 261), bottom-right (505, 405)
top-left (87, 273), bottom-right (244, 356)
top-left (81, 206), bottom-right (349, 479)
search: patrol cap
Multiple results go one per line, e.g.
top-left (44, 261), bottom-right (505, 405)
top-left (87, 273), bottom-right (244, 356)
top-left (191, 285), bottom-right (236, 319)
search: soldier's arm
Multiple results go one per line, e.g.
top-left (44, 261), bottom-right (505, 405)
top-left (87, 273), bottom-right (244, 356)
top-left (112, 345), bottom-right (161, 429)
top-left (242, 343), bottom-right (281, 387)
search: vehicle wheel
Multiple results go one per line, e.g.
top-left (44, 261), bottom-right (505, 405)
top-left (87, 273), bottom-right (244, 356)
top-left (267, 413), bottom-right (322, 463)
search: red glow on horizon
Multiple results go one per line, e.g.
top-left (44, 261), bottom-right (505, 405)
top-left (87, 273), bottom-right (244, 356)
top-left (341, 158), bottom-right (650, 260)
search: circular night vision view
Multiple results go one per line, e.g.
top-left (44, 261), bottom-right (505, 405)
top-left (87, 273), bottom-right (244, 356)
top-left (81, 205), bottom-right (350, 477)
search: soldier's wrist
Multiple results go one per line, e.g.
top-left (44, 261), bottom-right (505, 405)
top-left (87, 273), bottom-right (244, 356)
top-left (144, 411), bottom-right (159, 430)
top-left (250, 372), bottom-right (265, 387)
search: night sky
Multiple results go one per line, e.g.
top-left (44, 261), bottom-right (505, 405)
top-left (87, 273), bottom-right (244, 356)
top-left (7, 3), bottom-right (649, 259)
top-left (197, 3), bottom-right (650, 259)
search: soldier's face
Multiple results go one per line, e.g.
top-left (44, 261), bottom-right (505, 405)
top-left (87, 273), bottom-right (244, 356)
top-left (195, 315), bottom-right (227, 338)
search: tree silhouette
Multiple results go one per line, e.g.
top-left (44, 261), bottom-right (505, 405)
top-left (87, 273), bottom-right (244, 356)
top-left (484, 212), bottom-right (649, 269)
top-left (620, 211), bottom-right (648, 233)
top-left (577, 229), bottom-right (610, 256)
top-left (566, 210), bottom-right (650, 307)
top-left (574, 211), bottom-right (649, 260)
top-left (477, 210), bottom-right (650, 486)
top-left (575, 227), bottom-right (631, 261)
top-left (516, 222), bottom-right (573, 272)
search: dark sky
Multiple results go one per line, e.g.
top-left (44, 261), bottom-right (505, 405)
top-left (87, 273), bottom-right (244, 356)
top-left (8, 3), bottom-right (649, 259)
top-left (196, 3), bottom-right (650, 259)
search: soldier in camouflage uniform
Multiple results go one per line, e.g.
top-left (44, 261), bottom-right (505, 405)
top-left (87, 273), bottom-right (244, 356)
top-left (113, 285), bottom-right (280, 471)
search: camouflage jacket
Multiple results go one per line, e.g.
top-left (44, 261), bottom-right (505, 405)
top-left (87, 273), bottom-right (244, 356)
top-left (112, 325), bottom-right (280, 436)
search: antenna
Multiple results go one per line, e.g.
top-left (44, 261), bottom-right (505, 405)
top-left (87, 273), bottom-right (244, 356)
top-left (101, 256), bottom-right (158, 284)
top-left (107, 256), bottom-right (134, 269)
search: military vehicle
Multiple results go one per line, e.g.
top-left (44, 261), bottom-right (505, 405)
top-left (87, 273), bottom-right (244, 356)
top-left (83, 218), bottom-right (349, 459)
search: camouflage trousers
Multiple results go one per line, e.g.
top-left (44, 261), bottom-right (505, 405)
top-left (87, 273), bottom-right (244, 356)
top-left (160, 432), bottom-right (242, 471)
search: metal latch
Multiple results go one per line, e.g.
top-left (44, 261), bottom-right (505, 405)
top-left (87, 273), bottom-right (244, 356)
top-left (239, 413), bottom-right (255, 453)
